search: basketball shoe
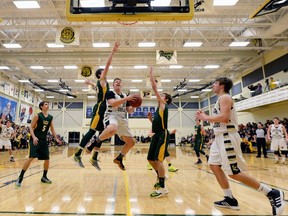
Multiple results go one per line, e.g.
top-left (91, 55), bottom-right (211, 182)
top-left (72, 154), bottom-right (85, 168)
top-left (150, 187), bottom-right (169, 198)
top-left (168, 165), bottom-right (178, 172)
top-left (41, 176), bottom-right (52, 184)
top-left (15, 177), bottom-right (22, 188)
top-left (147, 163), bottom-right (153, 170)
top-left (113, 158), bottom-right (125, 171)
top-left (267, 188), bottom-right (285, 215)
top-left (214, 196), bottom-right (240, 210)
top-left (90, 158), bottom-right (101, 171)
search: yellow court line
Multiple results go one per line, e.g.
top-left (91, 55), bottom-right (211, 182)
top-left (123, 170), bottom-right (132, 216)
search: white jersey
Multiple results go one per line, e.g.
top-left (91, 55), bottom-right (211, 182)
top-left (212, 95), bottom-right (238, 135)
top-left (270, 124), bottom-right (284, 139)
top-left (0, 125), bottom-right (14, 140)
top-left (106, 90), bottom-right (128, 119)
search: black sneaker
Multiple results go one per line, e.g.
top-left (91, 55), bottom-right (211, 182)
top-left (214, 196), bottom-right (240, 210)
top-left (10, 157), bottom-right (15, 162)
top-left (195, 160), bottom-right (202, 165)
top-left (205, 155), bottom-right (209, 162)
top-left (267, 189), bottom-right (285, 215)
top-left (15, 177), bottom-right (22, 188)
top-left (41, 176), bottom-right (52, 184)
top-left (113, 158), bottom-right (126, 171)
top-left (72, 154), bottom-right (85, 168)
top-left (90, 158), bottom-right (101, 171)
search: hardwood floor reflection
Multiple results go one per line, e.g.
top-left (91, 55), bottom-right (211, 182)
top-left (0, 144), bottom-right (287, 215)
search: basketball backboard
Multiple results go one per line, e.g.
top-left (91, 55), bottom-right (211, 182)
top-left (249, 0), bottom-right (288, 18)
top-left (66, 0), bottom-right (194, 22)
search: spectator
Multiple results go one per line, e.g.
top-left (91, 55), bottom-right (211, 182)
top-left (269, 77), bottom-right (277, 90)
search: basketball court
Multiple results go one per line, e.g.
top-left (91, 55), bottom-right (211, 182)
top-left (0, 144), bottom-right (287, 215)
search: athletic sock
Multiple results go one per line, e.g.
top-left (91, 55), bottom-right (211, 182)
top-left (159, 177), bottom-right (165, 188)
top-left (223, 188), bottom-right (233, 199)
top-left (43, 170), bottom-right (48, 178)
top-left (92, 151), bottom-right (99, 160)
top-left (74, 147), bottom-right (83, 157)
top-left (258, 183), bottom-right (272, 195)
top-left (79, 129), bottom-right (96, 148)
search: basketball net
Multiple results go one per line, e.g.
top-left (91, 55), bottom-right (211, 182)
top-left (117, 21), bottom-right (138, 26)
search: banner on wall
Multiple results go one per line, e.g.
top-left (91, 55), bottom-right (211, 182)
top-left (156, 50), bottom-right (177, 65)
top-left (56, 26), bottom-right (80, 46)
top-left (86, 106), bottom-right (93, 118)
top-left (0, 96), bottom-right (17, 122)
top-left (19, 103), bottom-right (34, 124)
top-left (129, 106), bottom-right (156, 119)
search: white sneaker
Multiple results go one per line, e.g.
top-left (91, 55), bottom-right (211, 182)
top-left (150, 187), bottom-right (169, 198)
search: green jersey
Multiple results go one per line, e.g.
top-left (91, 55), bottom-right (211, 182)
top-left (33, 112), bottom-right (53, 140)
top-left (152, 104), bottom-right (168, 133)
top-left (96, 80), bottom-right (109, 103)
top-left (194, 125), bottom-right (202, 139)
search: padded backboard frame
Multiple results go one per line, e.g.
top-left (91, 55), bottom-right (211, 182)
top-left (249, 0), bottom-right (288, 19)
top-left (66, 0), bottom-right (194, 22)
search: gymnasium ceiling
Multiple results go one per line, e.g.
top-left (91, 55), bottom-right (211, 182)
top-left (0, 0), bottom-right (288, 101)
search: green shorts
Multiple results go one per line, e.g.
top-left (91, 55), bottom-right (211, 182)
top-left (29, 138), bottom-right (50, 160)
top-left (147, 130), bottom-right (169, 162)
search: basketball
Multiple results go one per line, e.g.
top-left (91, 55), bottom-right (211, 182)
top-left (129, 95), bottom-right (142, 107)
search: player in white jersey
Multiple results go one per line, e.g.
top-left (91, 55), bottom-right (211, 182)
top-left (267, 117), bottom-right (288, 164)
top-left (87, 78), bottom-right (139, 170)
top-left (196, 77), bottom-right (285, 215)
top-left (0, 120), bottom-right (15, 162)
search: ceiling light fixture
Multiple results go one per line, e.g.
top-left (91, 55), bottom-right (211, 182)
top-left (47, 79), bottom-right (59, 83)
top-left (46, 43), bottom-right (64, 48)
top-left (188, 79), bottom-right (201, 82)
top-left (93, 42), bottom-right (110, 48)
top-left (134, 65), bottom-right (147, 69)
top-left (183, 42), bottom-right (203, 47)
top-left (30, 66), bottom-right (44, 69)
top-left (169, 65), bottom-right (183, 69)
top-left (64, 65), bottom-right (78, 69)
top-left (18, 80), bottom-right (30, 83)
top-left (13, 1), bottom-right (40, 9)
top-left (138, 42), bottom-right (156, 47)
top-left (161, 79), bottom-right (171, 82)
top-left (214, 0), bottom-right (238, 6)
top-left (130, 89), bottom-right (139, 92)
top-left (204, 65), bottom-right (220, 69)
top-left (229, 41), bottom-right (250, 47)
top-left (75, 80), bottom-right (85, 83)
top-left (3, 43), bottom-right (22, 48)
top-left (132, 80), bottom-right (143, 83)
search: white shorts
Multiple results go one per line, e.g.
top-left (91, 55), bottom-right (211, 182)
top-left (0, 138), bottom-right (12, 150)
top-left (270, 138), bottom-right (287, 151)
top-left (107, 114), bottom-right (133, 138)
top-left (209, 131), bottom-right (247, 175)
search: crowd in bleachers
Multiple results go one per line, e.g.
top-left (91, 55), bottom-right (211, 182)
top-left (0, 121), bottom-right (67, 152)
top-left (235, 77), bottom-right (288, 102)
top-left (178, 117), bottom-right (288, 154)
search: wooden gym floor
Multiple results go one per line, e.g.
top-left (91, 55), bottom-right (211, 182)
top-left (0, 143), bottom-right (287, 216)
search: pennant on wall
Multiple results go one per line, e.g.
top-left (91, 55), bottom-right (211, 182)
top-left (56, 26), bottom-right (80, 46)
top-left (156, 50), bottom-right (177, 65)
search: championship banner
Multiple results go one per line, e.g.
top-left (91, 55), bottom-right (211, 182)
top-left (156, 50), bottom-right (177, 65)
top-left (56, 26), bottom-right (80, 46)
top-left (78, 65), bottom-right (94, 79)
